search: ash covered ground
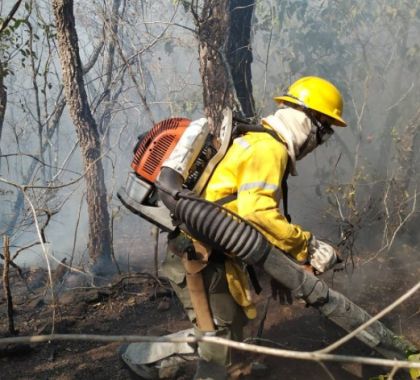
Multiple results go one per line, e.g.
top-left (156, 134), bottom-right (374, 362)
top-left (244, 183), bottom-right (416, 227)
top-left (0, 243), bottom-right (419, 380)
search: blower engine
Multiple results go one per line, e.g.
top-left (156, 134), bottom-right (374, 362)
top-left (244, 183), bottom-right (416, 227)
top-left (117, 111), bottom-right (233, 231)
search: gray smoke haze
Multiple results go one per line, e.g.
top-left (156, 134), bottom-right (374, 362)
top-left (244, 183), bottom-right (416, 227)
top-left (0, 0), bottom-right (419, 284)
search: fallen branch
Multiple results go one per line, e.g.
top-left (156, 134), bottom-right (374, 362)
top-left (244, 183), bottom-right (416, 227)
top-left (0, 333), bottom-right (418, 370)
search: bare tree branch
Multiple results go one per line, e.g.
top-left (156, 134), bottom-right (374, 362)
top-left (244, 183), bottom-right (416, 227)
top-left (0, 333), bottom-right (418, 370)
top-left (21, 189), bottom-right (56, 334)
top-left (0, 0), bottom-right (23, 34)
top-left (0, 153), bottom-right (80, 175)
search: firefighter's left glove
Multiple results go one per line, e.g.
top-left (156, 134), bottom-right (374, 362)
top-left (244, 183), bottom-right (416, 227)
top-left (270, 278), bottom-right (293, 305)
top-left (408, 353), bottom-right (420, 380)
top-left (308, 236), bottom-right (338, 274)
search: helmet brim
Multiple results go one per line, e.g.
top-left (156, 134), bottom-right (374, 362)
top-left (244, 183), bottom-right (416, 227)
top-left (274, 96), bottom-right (347, 127)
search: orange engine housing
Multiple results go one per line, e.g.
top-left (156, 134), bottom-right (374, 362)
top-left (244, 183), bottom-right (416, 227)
top-left (131, 118), bottom-right (191, 183)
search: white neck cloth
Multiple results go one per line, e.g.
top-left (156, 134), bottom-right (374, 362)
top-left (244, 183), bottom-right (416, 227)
top-left (262, 107), bottom-right (313, 175)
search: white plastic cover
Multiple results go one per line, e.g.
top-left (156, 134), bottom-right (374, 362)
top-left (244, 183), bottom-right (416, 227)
top-left (193, 108), bottom-right (233, 194)
top-left (122, 328), bottom-right (195, 365)
top-left (161, 118), bottom-right (209, 180)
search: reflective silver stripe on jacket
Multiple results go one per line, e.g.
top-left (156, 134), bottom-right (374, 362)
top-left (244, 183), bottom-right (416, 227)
top-left (239, 182), bottom-right (278, 192)
top-left (234, 137), bottom-right (251, 150)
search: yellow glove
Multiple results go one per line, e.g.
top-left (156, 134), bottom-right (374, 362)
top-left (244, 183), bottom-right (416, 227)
top-left (225, 259), bottom-right (257, 320)
top-left (409, 353), bottom-right (420, 380)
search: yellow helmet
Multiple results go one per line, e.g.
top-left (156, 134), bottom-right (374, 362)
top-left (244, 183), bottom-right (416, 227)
top-left (274, 76), bottom-right (347, 127)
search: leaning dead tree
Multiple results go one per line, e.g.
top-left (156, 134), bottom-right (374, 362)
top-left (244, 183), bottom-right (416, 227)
top-left (52, 0), bottom-right (113, 273)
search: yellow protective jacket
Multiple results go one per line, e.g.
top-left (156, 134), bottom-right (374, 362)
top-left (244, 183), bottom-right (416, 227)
top-left (205, 130), bottom-right (312, 260)
top-left (204, 129), bottom-right (312, 317)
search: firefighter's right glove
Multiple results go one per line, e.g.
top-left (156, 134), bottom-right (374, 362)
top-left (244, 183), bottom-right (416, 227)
top-left (308, 236), bottom-right (338, 274)
top-left (270, 278), bottom-right (293, 305)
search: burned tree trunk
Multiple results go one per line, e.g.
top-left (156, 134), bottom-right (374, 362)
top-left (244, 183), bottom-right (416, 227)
top-left (227, 0), bottom-right (255, 118)
top-left (192, 0), bottom-right (256, 135)
top-left (192, 0), bottom-right (236, 135)
top-left (52, 0), bottom-right (113, 272)
top-left (0, 1), bottom-right (24, 169)
top-left (97, 0), bottom-right (121, 144)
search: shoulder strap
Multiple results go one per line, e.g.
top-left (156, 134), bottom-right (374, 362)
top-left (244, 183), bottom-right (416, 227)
top-left (281, 164), bottom-right (291, 223)
top-left (215, 193), bottom-right (237, 206)
top-left (233, 122), bottom-right (284, 144)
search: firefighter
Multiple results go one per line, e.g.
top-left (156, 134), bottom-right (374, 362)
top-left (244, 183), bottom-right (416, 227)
top-left (120, 76), bottom-right (347, 379)
top-left (163, 76), bottom-right (347, 379)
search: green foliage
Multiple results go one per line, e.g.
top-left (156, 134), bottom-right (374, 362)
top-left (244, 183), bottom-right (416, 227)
top-left (0, 18), bottom-right (22, 63)
top-left (1, 7), bottom-right (56, 79)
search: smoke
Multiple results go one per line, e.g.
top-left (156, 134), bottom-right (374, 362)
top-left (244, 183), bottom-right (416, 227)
top-left (0, 1), bottom-right (419, 286)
